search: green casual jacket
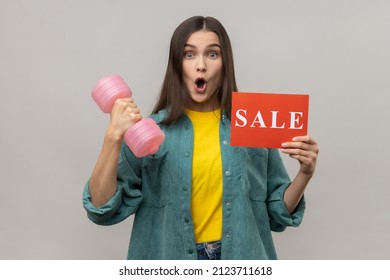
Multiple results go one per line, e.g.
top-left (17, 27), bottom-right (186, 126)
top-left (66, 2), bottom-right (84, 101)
top-left (83, 110), bottom-right (305, 260)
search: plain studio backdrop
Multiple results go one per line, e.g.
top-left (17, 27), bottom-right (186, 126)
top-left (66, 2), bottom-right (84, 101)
top-left (0, 0), bottom-right (389, 260)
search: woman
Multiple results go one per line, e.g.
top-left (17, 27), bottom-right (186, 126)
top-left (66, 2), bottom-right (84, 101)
top-left (83, 16), bottom-right (319, 260)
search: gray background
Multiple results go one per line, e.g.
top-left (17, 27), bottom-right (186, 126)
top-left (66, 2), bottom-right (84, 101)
top-left (1, 0), bottom-right (389, 259)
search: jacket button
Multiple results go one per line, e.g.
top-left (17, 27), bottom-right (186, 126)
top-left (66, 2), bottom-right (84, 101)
top-left (188, 248), bottom-right (194, 254)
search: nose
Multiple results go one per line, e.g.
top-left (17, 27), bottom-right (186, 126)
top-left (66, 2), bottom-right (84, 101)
top-left (197, 65), bottom-right (206, 73)
top-left (196, 58), bottom-right (207, 73)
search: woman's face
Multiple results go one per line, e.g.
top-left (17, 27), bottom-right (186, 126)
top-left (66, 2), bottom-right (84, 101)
top-left (182, 30), bottom-right (223, 112)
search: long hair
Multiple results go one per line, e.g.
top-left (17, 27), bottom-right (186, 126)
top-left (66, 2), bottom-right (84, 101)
top-left (152, 16), bottom-right (238, 126)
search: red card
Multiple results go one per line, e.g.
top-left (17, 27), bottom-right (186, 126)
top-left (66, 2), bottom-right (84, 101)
top-left (231, 92), bottom-right (309, 148)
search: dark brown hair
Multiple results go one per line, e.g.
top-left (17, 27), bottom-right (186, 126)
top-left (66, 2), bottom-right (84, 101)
top-left (152, 16), bottom-right (238, 125)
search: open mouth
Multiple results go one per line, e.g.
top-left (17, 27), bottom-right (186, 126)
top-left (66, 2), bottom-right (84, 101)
top-left (195, 78), bottom-right (207, 92)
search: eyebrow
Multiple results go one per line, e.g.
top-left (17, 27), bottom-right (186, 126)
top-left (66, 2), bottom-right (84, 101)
top-left (184, 43), bottom-right (221, 49)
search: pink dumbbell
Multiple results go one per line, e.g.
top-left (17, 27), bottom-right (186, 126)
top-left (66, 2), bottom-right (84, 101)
top-left (92, 75), bottom-right (165, 157)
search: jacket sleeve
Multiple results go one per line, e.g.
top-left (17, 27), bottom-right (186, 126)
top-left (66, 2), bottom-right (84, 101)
top-left (82, 142), bottom-right (143, 226)
top-left (265, 148), bottom-right (305, 232)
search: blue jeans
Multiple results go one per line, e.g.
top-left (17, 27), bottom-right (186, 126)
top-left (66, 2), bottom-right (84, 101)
top-left (196, 240), bottom-right (222, 260)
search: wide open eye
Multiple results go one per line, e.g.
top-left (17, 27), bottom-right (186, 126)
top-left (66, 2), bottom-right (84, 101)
top-left (184, 51), bottom-right (194, 58)
top-left (208, 51), bottom-right (218, 58)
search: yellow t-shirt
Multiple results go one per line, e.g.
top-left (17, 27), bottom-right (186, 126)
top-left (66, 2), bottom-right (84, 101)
top-left (185, 109), bottom-right (223, 243)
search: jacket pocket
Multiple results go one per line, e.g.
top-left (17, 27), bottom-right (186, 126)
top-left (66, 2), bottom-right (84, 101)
top-left (141, 150), bottom-right (173, 207)
top-left (239, 147), bottom-right (268, 201)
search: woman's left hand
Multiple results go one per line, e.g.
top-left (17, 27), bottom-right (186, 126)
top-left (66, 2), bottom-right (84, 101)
top-left (281, 135), bottom-right (319, 177)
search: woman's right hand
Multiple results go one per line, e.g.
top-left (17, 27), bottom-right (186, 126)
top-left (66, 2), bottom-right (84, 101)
top-left (106, 97), bottom-right (142, 142)
top-left (89, 97), bottom-right (142, 208)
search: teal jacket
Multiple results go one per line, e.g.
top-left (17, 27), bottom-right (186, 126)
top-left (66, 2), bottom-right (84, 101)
top-left (83, 110), bottom-right (305, 259)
